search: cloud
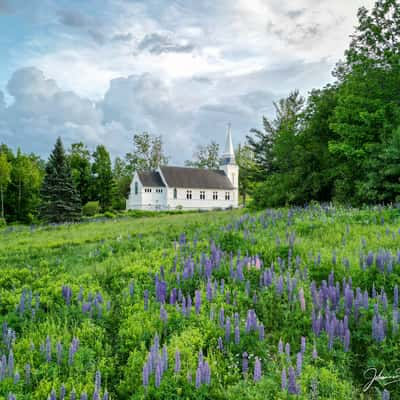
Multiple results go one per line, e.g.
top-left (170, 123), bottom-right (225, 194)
top-left (137, 33), bottom-right (195, 54)
top-left (57, 9), bottom-right (88, 28)
top-left (112, 32), bottom-right (133, 42)
top-left (88, 29), bottom-right (106, 45)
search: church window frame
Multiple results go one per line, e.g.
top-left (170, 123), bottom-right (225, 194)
top-left (134, 182), bottom-right (138, 195)
top-left (173, 188), bottom-right (177, 199)
top-left (213, 191), bottom-right (218, 200)
top-left (186, 190), bottom-right (192, 200)
top-left (225, 192), bottom-right (230, 200)
top-left (200, 191), bottom-right (206, 200)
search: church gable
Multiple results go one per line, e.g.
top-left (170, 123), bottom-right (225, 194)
top-left (137, 171), bottom-right (165, 187)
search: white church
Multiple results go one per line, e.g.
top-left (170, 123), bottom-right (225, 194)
top-left (126, 127), bottom-right (239, 211)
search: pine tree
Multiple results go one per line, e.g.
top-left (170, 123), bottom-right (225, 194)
top-left (40, 137), bottom-right (81, 223)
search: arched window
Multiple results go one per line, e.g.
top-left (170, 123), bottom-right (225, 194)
top-left (134, 182), bottom-right (138, 195)
top-left (173, 188), bottom-right (177, 199)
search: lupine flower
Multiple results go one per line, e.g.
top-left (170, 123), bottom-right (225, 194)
top-left (312, 344), bottom-right (318, 359)
top-left (60, 385), bottom-right (66, 400)
top-left (95, 370), bottom-right (101, 392)
top-left (281, 368), bottom-right (287, 390)
top-left (253, 357), bottom-right (261, 382)
top-left (344, 329), bottom-right (350, 352)
top-left (93, 391), bottom-right (99, 400)
top-left (103, 391), bottom-right (109, 400)
top-left (242, 352), bottom-right (248, 374)
top-left (80, 393), bottom-right (88, 400)
top-left (57, 342), bottom-right (63, 365)
top-left (258, 323), bottom-right (264, 341)
top-left (8, 394), bottom-right (16, 400)
top-left (288, 366), bottom-right (299, 394)
top-left (219, 308), bottom-right (225, 327)
top-left (234, 326), bottom-right (240, 344)
top-left (294, 352), bottom-right (302, 377)
top-left (300, 336), bottom-right (306, 354)
top-left (394, 286), bottom-right (398, 309)
top-left (160, 305), bottom-right (168, 322)
top-left (299, 287), bottom-right (306, 311)
top-left (142, 362), bottom-right (149, 387)
top-left (217, 337), bottom-right (224, 351)
top-left (50, 389), bottom-right (57, 400)
top-left (225, 318), bottom-right (231, 342)
top-left (195, 291), bottom-right (201, 314)
top-left (285, 342), bottom-right (290, 358)
top-left (13, 371), bottom-right (20, 384)
top-left (129, 281), bottom-right (134, 297)
top-left (25, 363), bottom-right (31, 384)
top-left (195, 366), bottom-right (202, 388)
top-left (278, 339), bottom-right (283, 354)
top-left (382, 389), bottom-right (390, 400)
top-left (155, 362), bottom-right (161, 388)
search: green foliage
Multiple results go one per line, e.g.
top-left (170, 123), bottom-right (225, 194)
top-left (0, 150), bottom-right (11, 218)
top-left (83, 201), bottom-right (100, 216)
top-left (92, 145), bottom-right (114, 211)
top-left (185, 141), bottom-right (220, 169)
top-left (40, 137), bottom-right (82, 223)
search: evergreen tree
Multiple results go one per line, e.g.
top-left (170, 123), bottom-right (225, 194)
top-left (69, 142), bottom-right (92, 205)
top-left (92, 145), bottom-right (113, 211)
top-left (40, 137), bottom-right (81, 223)
top-left (0, 151), bottom-right (11, 219)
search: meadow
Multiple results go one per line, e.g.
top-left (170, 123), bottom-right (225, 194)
top-left (0, 205), bottom-right (400, 399)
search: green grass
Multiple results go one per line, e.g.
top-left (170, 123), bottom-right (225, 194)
top-left (0, 205), bottom-right (400, 399)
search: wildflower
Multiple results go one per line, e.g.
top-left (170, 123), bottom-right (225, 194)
top-left (144, 290), bottom-right (149, 311)
top-left (344, 329), bottom-right (350, 352)
top-left (242, 352), bottom-right (248, 374)
top-left (225, 318), bottom-right (231, 342)
top-left (195, 291), bottom-right (201, 314)
top-left (60, 385), bottom-right (66, 400)
top-left (25, 363), bottom-right (31, 384)
top-left (296, 352), bottom-right (302, 376)
top-left (258, 323), bottom-right (265, 341)
top-left (235, 326), bottom-right (240, 344)
top-left (218, 337), bottom-right (224, 351)
top-left (142, 362), bottom-right (149, 387)
top-left (253, 357), bottom-right (261, 382)
top-left (301, 336), bottom-right (306, 354)
top-left (281, 368), bottom-right (287, 390)
top-left (288, 366), bottom-right (299, 394)
top-left (382, 389), bottom-right (390, 400)
top-left (299, 287), bottom-right (306, 311)
top-left (278, 339), bottom-right (283, 354)
top-left (95, 370), bottom-right (101, 392)
top-left (155, 362), bottom-right (161, 388)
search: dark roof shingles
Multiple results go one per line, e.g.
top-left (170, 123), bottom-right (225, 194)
top-left (160, 166), bottom-right (234, 190)
top-left (137, 171), bottom-right (165, 187)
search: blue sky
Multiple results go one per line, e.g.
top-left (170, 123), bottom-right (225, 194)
top-left (0, 0), bottom-right (374, 164)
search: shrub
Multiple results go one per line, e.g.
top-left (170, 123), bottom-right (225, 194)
top-left (0, 217), bottom-right (6, 228)
top-left (104, 211), bottom-right (116, 218)
top-left (82, 201), bottom-right (100, 216)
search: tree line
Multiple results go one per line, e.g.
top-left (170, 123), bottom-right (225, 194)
top-left (244, 0), bottom-right (400, 208)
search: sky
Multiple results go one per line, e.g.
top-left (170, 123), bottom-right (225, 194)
top-left (0, 0), bottom-right (375, 164)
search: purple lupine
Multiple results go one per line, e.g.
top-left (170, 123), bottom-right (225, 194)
top-left (296, 352), bottom-right (302, 376)
top-left (217, 337), bottom-right (224, 351)
top-left (155, 362), bottom-right (161, 388)
top-left (160, 304), bottom-right (168, 322)
top-left (242, 352), bottom-right (248, 374)
top-left (162, 345), bottom-right (168, 372)
top-left (56, 341), bottom-right (63, 365)
top-left (281, 368), bottom-right (287, 390)
top-left (142, 362), bottom-right (149, 387)
top-left (299, 287), bottom-right (306, 311)
top-left (394, 286), bottom-right (398, 309)
top-left (195, 366), bottom-right (202, 388)
top-left (258, 323), bottom-right (265, 341)
top-left (206, 280), bottom-right (213, 301)
top-left (288, 366), bottom-right (299, 394)
top-left (60, 385), bottom-right (66, 400)
top-left (8, 394), bottom-right (16, 400)
top-left (50, 389), bottom-right (57, 400)
top-left (93, 391), bottom-right (100, 400)
top-left (80, 393), bottom-right (88, 400)
top-left (1, 355), bottom-right (6, 380)
top-left (174, 350), bottom-right (181, 373)
top-left (300, 336), bottom-right (306, 354)
top-left (25, 363), bottom-right (31, 384)
top-left (382, 389), bottom-right (390, 400)
top-left (225, 317), bottom-right (231, 342)
top-left (285, 342), bottom-right (290, 358)
top-left (253, 357), bottom-right (261, 382)
top-left (95, 370), bottom-right (101, 392)
top-left (71, 392), bottom-right (76, 400)
top-left (103, 391), bottom-right (109, 400)
top-left (129, 281), bottom-right (134, 298)
top-left (195, 291), bottom-right (201, 314)
top-left (13, 371), bottom-right (20, 384)
top-left (234, 326), bottom-right (240, 344)
top-left (278, 339), bottom-right (283, 354)
top-left (7, 350), bottom-right (14, 377)
top-left (219, 308), bottom-right (225, 327)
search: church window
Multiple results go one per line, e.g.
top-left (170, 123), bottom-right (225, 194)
top-left (155, 188), bottom-right (163, 193)
top-left (225, 192), bottom-right (230, 200)
top-left (213, 192), bottom-right (218, 200)
top-left (186, 190), bottom-right (192, 200)
top-left (173, 188), bottom-right (177, 199)
top-left (144, 188), bottom-right (152, 193)
top-left (200, 191), bottom-right (205, 200)
top-left (134, 182), bottom-right (138, 195)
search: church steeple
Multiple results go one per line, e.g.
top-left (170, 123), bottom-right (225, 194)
top-left (221, 123), bottom-right (235, 165)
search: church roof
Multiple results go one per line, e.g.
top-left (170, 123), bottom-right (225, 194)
top-left (137, 171), bottom-right (165, 187)
top-left (160, 166), bottom-right (234, 190)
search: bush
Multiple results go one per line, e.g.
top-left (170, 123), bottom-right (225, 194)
top-left (104, 211), bottom-right (116, 218)
top-left (0, 217), bottom-right (6, 228)
top-left (82, 201), bottom-right (100, 216)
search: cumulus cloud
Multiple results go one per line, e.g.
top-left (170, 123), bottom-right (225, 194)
top-left (0, 0), bottom-right (11, 14)
top-left (112, 32), bottom-right (133, 42)
top-left (57, 9), bottom-right (89, 28)
top-left (137, 33), bottom-right (195, 54)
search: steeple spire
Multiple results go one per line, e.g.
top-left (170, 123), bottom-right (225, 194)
top-left (221, 123), bottom-right (235, 164)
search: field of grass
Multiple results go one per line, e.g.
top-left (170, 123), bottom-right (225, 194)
top-left (0, 205), bottom-right (400, 399)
